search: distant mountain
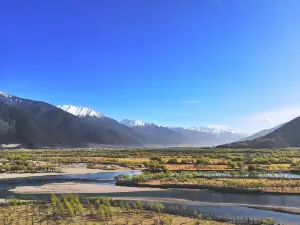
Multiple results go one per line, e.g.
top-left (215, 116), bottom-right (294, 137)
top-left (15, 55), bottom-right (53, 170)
top-left (170, 126), bottom-right (246, 146)
top-left (120, 119), bottom-right (185, 145)
top-left (121, 119), bottom-right (162, 128)
top-left (218, 117), bottom-right (300, 148)
top-left (0, 91), bottom-right (142, 147)
top-left (5, 90), bottom-right (283, 148)
top-left (188, 126), bottom-right (245, 135)
top-left (240, 124), bottom-right (284, 141)
top-left (58, 105), bottom-right (146, 145)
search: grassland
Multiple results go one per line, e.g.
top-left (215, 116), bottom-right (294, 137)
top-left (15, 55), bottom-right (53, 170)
top-left (1, 148), bottom-right (300, 173)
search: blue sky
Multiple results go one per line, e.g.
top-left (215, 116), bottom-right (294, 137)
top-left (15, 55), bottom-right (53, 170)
top-left (1, 0), bottom-right (300, 133)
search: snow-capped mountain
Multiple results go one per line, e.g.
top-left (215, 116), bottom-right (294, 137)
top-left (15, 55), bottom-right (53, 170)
top-left (0, 91), bottom-right (10, 98)
top-left (120, 119), bottom-right (247, 146)
top-left (121, 119), bottom-right (185, 145)
top-left (57, 105), bottom-right (104, 118)
top-left (0, 91), bottom-right (24, 105)
top-left (120, 119), bottom-right (161, 127)
top-left (170, 126), bottom-right (247, 146)
top-left (0, 90), bottom-right (259, 148)
top-left (57, 105), bottom-right (149, 145)
top-left (187, 126), bottom-right (245, 135)
top-left (0, 91), bottom-right (146, 147)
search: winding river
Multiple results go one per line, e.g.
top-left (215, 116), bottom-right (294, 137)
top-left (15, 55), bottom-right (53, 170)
top-left (1, 171), bottom-right (300, 224)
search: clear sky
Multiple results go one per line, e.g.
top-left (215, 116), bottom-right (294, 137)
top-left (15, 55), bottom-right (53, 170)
top-left (1, 0), bottom-right (300, 133)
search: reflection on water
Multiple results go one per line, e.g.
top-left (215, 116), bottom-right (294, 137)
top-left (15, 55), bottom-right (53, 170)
top-left (1, 171), bottom-right (300, 207)
top-left (99, 189), bottom-right (300, 208)
top-left (0, 171), bottom-right (141, 189)
top-left (143, 201), bottom-right (300, 225)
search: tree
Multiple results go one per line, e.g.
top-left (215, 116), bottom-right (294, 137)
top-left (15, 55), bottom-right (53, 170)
top-left (164, 216), bottom-right (174, 225)
top-left (154, 204), bottom-right (164, 220)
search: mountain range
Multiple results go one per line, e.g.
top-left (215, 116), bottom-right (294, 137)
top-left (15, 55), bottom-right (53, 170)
top-left (170, 126), bottom-right (246, 146)
top-left (0, 91), bottom-right (142, 147)
top-left (2, 90), bottom-right (299, 149)
top-left (218, 119), bottom-right (300, 148)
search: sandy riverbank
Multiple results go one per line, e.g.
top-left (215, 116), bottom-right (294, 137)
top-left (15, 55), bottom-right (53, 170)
top-left (0, 166), bottom-right (139, 180)
top-left (10, 182), bottom-right (163, 194)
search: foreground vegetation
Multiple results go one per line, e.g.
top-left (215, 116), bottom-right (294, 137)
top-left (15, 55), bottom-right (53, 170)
top-left (0, 194), bottom-right (280, 225)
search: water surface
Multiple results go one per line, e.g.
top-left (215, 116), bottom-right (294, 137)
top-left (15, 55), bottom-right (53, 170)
top-left (1, 171), bottom-right (300, 224)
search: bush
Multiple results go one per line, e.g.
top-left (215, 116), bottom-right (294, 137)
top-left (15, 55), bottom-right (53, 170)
top-left (195, 157), bottom-right (210, 165)
top-left (262, 217), bottom-right (276, 225)
top-left (166, 159), bottom-right (178, 164)
top-left (114, 174), bottom-right (131, 181)
top-left (150, 156), bottom-right (163, 163)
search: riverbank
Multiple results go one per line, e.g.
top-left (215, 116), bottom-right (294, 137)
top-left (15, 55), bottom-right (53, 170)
top-left (116, 180), bottom-right (300, 195)
top-left (9, 182), bottom-right (164, 194)
top-left (112, 196), bottom-right (300, 215)
top-left (0, 166), bottom-right (139, 180)
top-left (115, 171), bottom-right (300, 194)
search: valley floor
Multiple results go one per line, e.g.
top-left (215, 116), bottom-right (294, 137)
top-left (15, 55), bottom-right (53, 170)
top-left (0, 165), bottom-right (138, 179)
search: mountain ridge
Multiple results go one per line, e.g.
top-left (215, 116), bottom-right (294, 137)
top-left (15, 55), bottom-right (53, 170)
top-left (240, 124), bottom-right (284, 141)
top-left (218, 117), bottom-right (300, 148)
top-left (57, 105), bottom-right (104, 118)
top-left (4, 90), bottom-right (297, 149)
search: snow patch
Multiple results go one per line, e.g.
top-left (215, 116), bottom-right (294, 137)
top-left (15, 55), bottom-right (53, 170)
top-left (121, 119), bottom-right (162, 127)
top-left (57, 105), bottom-right (104, 118)
top-left (0, 91), bottom-right (11, 98)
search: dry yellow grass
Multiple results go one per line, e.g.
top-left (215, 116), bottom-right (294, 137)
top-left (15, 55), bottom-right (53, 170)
top-left (165, 164), bottom-right (229, 171)
top-left (259, 164), bottom-right (290, 171)
top-left (147, 177), bottom-right (300, 193)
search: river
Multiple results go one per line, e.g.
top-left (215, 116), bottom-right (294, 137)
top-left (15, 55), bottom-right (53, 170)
top-left (1, 171), bottom-right (300, 224)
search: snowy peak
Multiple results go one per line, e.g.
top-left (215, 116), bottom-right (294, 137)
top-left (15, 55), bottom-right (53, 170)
top-left (188, 126), bottom-right (244, 135)
top-left (57, 105), bottom-right (104, 118)
top-left (0, 91), bottom-right (14, 100)
top-left (120, 119), bottom-right (161, 127)
top-left (0, 91), bottom-right (11, 98)
top-left (0, 91), bottom-right (21, 105)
